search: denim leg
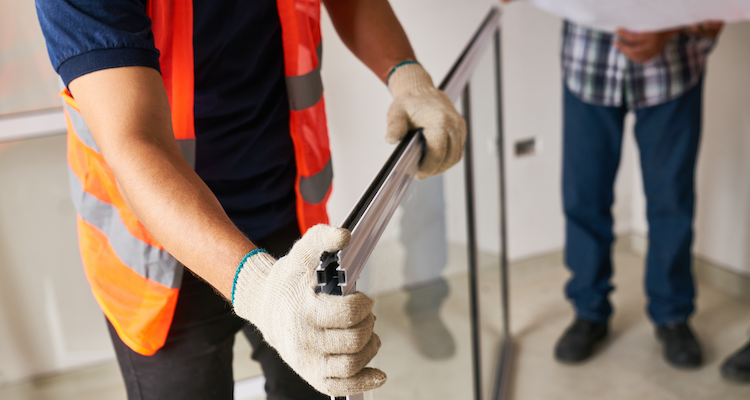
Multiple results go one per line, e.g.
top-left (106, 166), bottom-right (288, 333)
top-left (634, 79), bottom-right (703, 325)
top-left (108, 270), bottom-right (245, 400)
top-left (562, 85), bottom-right (628, 324)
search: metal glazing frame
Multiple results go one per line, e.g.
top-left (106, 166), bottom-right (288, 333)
top-left (316, 6), bottom-right (510, 400)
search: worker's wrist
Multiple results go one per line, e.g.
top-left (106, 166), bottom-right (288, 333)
top-left (387, 62), bottom-right (435, 97)
top-left (231, 249), bottom-right (274, 306)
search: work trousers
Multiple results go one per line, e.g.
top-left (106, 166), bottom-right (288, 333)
top-left (107, 220), bottom-right (328, 400)
top-left (562, 79), bottom-right (703, 326)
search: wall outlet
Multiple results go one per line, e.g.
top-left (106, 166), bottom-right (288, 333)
top-left (515, 137), bottom-right (540, 157)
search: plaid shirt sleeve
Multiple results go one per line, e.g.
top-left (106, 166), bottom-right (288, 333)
top-left (561, 21), bottom-right (716, 109)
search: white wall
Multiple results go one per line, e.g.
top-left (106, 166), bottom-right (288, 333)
top-left (498, 3), bottom-right (566, 260)
top-left (692, 22), bottom-right (750, 277)
top-left (0, 135), bottom-right (114, 385)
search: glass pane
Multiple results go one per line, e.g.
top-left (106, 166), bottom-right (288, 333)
top-left (357, 33), bottom-right (509, 398)
top-left (357, 150), bottom-right (474, 399)
top-left (467, 35), bottom-right (509, 400)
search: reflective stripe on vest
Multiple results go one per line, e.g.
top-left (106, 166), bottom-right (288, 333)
top-left (65, 0), bottom-right (333, 356)
top-left (62, 92), bottom-right (181, 356)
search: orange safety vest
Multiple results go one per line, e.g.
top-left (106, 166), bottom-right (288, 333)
top-left (62, 0), bottom-right (331, 356)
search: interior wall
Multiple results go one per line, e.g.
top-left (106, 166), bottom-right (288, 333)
top-left (498, 3), bottom-right (566, 260)
top-left (0, 135), bottom-right (113, 385)
top-left (692, 22), bottom-right (750, 277)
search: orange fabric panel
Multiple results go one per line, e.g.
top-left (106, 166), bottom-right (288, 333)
top-left (288, 99), bottom-right (330, 177)
top-left (78, 217), bottom-right (178, 356)
top-left (288, 98), bottom-right (331, 233)
top-left (65, 108), bottom-right (165, 250)
top-left (148, 0), bottom-right (195, 140)
top-left (277, 0), bottom-right (330, 233)
top-left (276, 0), bottom-right (321, 76)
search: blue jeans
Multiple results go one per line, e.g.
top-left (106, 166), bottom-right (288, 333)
top-left (562, 80), bottom-right (702, 326)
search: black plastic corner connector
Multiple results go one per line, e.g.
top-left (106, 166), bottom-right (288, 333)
top-left (316, 251), bottom-right (343, 296)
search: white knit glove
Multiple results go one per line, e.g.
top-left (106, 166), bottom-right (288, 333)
top-left (387, 62), bottom-right (467, 179)
top-left (232, 224), bottom-right (385, 397)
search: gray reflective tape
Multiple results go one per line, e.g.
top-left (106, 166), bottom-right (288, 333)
top-left (64, 103), bottom-right (100, 153)
top-left (299, 158), bottom-right (332, 204)
top-left (286, 44), bottom-right (324, 111)
top-left (178, 138), bottom-right (196, 169)
top-left (68, 168), bottom-right (183, 289)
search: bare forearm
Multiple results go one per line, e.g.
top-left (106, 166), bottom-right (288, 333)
top-left (69, 67), bottom-right (254, 299)
top-left (323, 0), bottom-right (416, 82)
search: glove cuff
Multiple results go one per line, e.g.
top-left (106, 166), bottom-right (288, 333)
top-left (387, 63), bottom-right (436, 98)
top-left (232, 249), bottom-right (276, 320)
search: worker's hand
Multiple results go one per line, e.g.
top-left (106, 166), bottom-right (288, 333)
top-left (687, 21), bottom-right (724, 39)
top-left (387, 63), bottom-right (466, 180)
top-left (615, 28), bottom-right (679, 63)
top-left (232, 225), bottom-right (385, 397)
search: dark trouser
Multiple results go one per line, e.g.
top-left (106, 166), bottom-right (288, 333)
top-left (107, 220), bottom-right (328, 400)
top-left (562, 79), bottom-right (702, 326)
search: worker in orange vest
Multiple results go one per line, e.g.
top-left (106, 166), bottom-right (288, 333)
top-left (36, 0), bottom-right (465, 398)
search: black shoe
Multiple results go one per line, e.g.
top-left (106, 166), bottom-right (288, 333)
top-left (720, 339), bottom-right (750, 383)
top-left (655, 322), bottom-right (702, 368)
top-left (554, 318), bottom-right (608, 363)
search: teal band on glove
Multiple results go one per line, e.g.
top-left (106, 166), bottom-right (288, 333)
top-left (386, 60), bottom-right (420, 87)
top-left (232, 249), bottom-right (268, 306)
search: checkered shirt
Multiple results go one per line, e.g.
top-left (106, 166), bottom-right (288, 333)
top-left (562, 21), bottom-right (716, 109)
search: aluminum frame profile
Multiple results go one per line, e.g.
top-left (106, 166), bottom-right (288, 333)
top-left (316, 129), bottom-right (423, 297)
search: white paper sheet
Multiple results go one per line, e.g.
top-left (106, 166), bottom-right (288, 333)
top-left (526, 0), bottom-right (750, 32)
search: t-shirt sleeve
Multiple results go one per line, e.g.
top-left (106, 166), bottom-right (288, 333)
top-left (35, 0), bottom-right (160, 87)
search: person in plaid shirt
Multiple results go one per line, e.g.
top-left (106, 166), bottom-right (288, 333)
top-left (554, 20), bottom-right (723, 369)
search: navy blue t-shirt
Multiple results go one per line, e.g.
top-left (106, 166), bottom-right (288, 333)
top-left (36, 0), bottom-right (297, 240)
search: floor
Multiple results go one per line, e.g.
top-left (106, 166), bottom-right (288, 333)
top-left (506, 249), bottom-right (750, 400)
top-left (1, 247), bottom-right (749, 400)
